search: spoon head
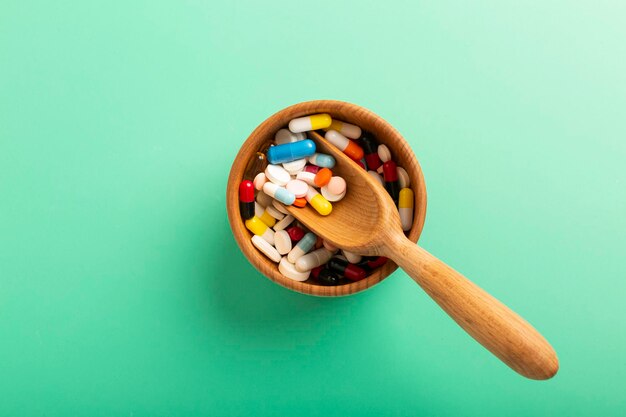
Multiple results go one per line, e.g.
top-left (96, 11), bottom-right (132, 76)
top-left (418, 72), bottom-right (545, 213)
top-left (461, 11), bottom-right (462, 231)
top-left (285, 131), bottom-right (402, 256)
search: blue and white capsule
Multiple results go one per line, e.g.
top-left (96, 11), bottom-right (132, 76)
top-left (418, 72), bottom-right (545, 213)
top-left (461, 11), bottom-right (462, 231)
top-left (308, 153), bottom-right (336, 168)
top-left (287, 232), bottom-right (317, 263)
top-left (267, 139), bottom-right (316, 164)
top-left (263, 182), bottom-right (296, 206)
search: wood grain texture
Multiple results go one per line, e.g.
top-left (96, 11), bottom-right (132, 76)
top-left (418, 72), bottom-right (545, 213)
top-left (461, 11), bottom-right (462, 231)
top-left (226, 100), bottom-right (558, 379)
top-left (226, 100), bottom-right (427, 296)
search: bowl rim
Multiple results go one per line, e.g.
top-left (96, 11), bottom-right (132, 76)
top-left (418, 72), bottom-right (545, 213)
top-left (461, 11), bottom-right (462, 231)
top-left (226, 100), bottom-right (427, 296)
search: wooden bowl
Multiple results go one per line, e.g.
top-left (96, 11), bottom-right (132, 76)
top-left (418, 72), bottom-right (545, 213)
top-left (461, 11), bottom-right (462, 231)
top-left (226, 100), bottom-right (427, 296)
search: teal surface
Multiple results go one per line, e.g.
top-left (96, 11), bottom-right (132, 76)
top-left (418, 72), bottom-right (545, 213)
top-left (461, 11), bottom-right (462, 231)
top-left (1, 1), bottom-right (625, 416)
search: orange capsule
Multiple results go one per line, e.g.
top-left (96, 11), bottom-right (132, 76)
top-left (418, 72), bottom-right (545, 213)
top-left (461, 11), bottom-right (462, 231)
top-left (314, 168), bottom-right (332, 187)
top-left (293, 197), bottom-right (307, 207)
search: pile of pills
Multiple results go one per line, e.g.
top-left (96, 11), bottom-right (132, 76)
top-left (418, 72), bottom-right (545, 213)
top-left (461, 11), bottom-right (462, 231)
top-left (239, 113), bottom-right (415, 285)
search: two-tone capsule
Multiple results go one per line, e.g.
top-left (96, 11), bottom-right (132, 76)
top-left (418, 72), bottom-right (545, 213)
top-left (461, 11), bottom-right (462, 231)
top-left (245, 216), bottom-right (275, 245)
top-left (324, 130), bottom-right (364, 161)
top-left (383, 160), bottom-right (400, 204)
top-left (324, 119), bottom-right (362, 139)
top-left (399, 188), bottom-right (414, 231)
top-left (263, 182), bottom-right (296, 206)
top-left (266, 139), bottom-right (316, 164)
top-left (296, 248), bottom-right (334, 272)
top-left (238, 180), bottom-right (255, 220)
top-left (328, 258), bottom-right (367, 281)
top-left (308, 153), bottom-right (335, 168)
top-left (254, 202), bottom-right (276, 227)
top-left (287, 232), bottom-right (317, 263)
top-left (360, 133), bottom-right (382, 171)
top-left (289, 114), bottom-right (332, 133)
top-left (306, 186), bottom-right (332, 216)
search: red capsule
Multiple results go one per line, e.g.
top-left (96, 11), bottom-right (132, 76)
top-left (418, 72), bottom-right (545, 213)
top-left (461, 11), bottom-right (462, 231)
top-left (382, 161), bottom-right (398, 182)
top-left (303, 165), bottom-right (320, 174)
top-left (355, 159), bottom-right (366, 170)
top-left (286, 226), bottom-right (305, 242)
top-left (311, 265), bottom-right (324, 279)
top-left (239, 180), bottom-right (255, 202)
top-left (367, 256), bottom-right (388, 269)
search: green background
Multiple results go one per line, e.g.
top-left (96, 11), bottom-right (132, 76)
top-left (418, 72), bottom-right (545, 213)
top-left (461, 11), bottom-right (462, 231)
top-left (1, 1), bottom-right (625, 415)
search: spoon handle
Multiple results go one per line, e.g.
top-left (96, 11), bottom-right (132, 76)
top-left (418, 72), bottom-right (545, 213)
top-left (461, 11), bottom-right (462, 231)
top-left (385, 236), bottom-right (559, 380)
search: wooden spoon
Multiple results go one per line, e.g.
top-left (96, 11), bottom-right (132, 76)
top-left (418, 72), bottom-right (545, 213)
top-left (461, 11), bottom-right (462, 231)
top-left (285, 131), bottom-right (559, 380)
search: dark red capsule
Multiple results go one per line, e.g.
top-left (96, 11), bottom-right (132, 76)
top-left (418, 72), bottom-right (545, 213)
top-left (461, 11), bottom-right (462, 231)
top-left (238, 180), bottom-right (255, 220)
top-left (311, 265), bottom-right (324, 279)
top-left (286, 226), bottom-right (305, 242)
top-left (328, 258), bottom-right (367, 282)
top-left (355, 159), bottom-right (366, 170)
top-left (367, 256), bottom-right (388, 270)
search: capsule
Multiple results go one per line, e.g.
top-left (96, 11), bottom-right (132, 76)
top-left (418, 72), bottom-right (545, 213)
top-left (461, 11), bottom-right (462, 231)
top-left (243, 148), bottom-right (269, 180)
top-left (361, 133), bottom-right (382, 170)
top-left (288, 114), bottom-right (332, 133)
top-left (238, 180), bottom-right (255, 220)
top-left (399, 188), bottom-right (414, 231)
top-left (383, 160), bottom-right (400, 204)
top-left (328, 258), bottom-right (367, 281)
top-left (287, 232), bottom-right (317, 263)
top-left (266, 139), bottom-right (316, 164)
top-left (305, 186), bottom-right (332, 216)
top-left (263, 182), bottom-right (296, 206)
top-left (303, 165), bottom-right (320, 174)
top-left (295, 248), bottom-right (334, 272)
top-left (324, 120), bottom-right (362, 139)
top-left (245, 216), bottom-right (275, 245)
top-left (254, 202), bottom-right (276, 228)
top-left (324, 130), bottom-right (364, 161)
top-left (317, 268), bottom-right (341, 285)
top-left (308, 153), bottom-right (335, 168)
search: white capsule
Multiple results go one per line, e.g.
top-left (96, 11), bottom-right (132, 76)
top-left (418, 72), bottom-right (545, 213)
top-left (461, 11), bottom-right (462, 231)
top-left (274, 214), bottom-right (295, 231)
top-left (256, 191), bottom-right (273, 208)
top-left (251, 235), bottom-right (281, 263)
top-left (296, 171), bottom-right (317, 186)
top-left (295, 248), bottom-right (334, 272)
top-left (265, 164), bottom-right (291, 186)
top-left (378, 144), bottom-right (392, 162)
top-left (279, 257), bottom-right (310, 282)
top-left (342, 250), bottom-right (362, 264)
top-left (397, 166), bottom-right (410, 188)
top-left (265, 205), bottom-right (285, 220)
top-left (282, 158), bottom-right (307, 175)
top-left (263, 182), bottom-right (296, 206)
top-left (368, 170), bottom-right (384, 186)
top-left (275, 128), bottom-right (305, 145)
top-left (274, 230), bottom-right (293, 255)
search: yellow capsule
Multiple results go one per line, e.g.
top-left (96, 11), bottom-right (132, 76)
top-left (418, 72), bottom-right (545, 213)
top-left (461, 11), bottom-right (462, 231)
top-left (306, 187), bottom-right (332, 216)
top-left (245, 216), bottom-right (268, 235)
top-left (259, 210), bottom-right (276, 227)
top-left (255, 202), bottom-right (276, 227)
top-left (399, 188), bottom-right (414, 208)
